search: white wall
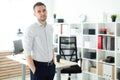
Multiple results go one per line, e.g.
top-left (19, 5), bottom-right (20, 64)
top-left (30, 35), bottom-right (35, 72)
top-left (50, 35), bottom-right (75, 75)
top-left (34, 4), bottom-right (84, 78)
top-left (0, 0), bottom-right (120, 51)
top-left (54, 0), bottom-right (120, 23)
top-left (0, 0), bottom-right (54, 51)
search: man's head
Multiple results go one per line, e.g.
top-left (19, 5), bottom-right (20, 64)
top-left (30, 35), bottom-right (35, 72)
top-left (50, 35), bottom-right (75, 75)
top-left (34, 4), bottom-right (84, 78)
top-left (33, 2), bottom-right (47, 23)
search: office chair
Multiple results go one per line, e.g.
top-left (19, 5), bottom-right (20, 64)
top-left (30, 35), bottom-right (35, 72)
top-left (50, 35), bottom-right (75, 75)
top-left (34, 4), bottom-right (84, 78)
top-left (59, 36), bottom-right (82, 80)
top-left (13, 39), bottom-right (24, 54)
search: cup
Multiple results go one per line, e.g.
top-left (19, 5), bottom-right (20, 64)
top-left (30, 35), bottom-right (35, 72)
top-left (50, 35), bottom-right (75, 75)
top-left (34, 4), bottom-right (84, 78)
top-left (56, 55), bottom-right (61, 62)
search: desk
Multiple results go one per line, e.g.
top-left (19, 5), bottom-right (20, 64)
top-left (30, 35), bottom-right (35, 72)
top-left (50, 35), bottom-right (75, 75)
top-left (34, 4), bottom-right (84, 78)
top-left (6, 54), bottom-right (77, 80)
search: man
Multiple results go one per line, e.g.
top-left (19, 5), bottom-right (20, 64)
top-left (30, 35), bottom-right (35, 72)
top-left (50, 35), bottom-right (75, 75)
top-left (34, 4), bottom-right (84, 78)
top-left (23, 2), bottom-right (55, 80)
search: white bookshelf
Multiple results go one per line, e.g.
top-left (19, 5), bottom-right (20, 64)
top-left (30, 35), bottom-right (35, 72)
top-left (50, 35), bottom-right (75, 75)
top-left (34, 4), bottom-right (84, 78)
top-left (53, 22), bottom-right (120, 80)
top-left (82, 22), bottom-right (120, 80)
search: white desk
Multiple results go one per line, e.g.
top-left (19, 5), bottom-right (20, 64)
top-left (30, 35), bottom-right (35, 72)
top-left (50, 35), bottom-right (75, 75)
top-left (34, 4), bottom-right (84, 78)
top-left (6, 54), bottom-right (77, 80)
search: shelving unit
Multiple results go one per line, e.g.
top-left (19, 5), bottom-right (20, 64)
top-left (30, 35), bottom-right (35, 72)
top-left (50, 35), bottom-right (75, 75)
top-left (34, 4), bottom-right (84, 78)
top-left (82, 22), bottom-right (120, 80)
top-left (53, 22), bottom-right (120, 80)
top-left (53, 23), bottom-right (82, 54)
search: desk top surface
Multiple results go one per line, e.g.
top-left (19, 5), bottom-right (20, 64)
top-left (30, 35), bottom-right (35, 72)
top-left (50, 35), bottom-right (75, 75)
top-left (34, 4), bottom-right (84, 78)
top-left (6, 54), bottom-right (78, 69)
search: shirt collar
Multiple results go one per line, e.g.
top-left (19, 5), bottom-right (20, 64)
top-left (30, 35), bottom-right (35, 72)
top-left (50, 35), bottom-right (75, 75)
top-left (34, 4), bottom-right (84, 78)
top-left (36, 20), bottom-right (47, 27)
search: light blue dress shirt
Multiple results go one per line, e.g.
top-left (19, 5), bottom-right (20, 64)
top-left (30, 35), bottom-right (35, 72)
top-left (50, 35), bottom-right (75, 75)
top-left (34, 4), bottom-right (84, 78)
top-left (23, 21), bottom-right (53, 62)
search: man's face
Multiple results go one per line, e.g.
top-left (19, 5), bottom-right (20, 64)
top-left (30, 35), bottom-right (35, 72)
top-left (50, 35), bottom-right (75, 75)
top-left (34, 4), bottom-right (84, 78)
top-left (34, 5), bottom-right (47, 22)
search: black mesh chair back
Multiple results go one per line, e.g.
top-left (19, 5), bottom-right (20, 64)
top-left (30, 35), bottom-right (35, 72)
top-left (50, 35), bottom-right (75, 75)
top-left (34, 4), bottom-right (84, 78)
top-left (59, 36), bottom-right (82, 80)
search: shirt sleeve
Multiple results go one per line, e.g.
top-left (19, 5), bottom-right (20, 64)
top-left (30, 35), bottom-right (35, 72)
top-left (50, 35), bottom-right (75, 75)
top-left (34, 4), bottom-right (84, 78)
top-left (23, 27), bottom-right (34, 56)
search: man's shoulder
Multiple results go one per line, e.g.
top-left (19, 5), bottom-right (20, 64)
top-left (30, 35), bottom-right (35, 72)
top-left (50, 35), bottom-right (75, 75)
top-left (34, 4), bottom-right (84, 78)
top-left (47, 23), bottom-right (53, 28)
top-left (25, 23), bottom-right (37, 32)
top-left (30, 22), bottom-right (38, 27)
top-left (27, 22), bottom-right (38, 29)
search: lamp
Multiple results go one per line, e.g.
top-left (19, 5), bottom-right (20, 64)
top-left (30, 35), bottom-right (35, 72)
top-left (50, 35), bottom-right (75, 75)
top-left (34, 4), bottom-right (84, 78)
top-left (17, 28), bottom-right (23, 37)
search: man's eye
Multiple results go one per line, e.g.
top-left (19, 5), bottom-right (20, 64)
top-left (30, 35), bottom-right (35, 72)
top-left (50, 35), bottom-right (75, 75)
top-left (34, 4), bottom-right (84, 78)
top-left (38, 11), bottom-right (41, 13)
top-left (43, 9), bottom-right (46, 12)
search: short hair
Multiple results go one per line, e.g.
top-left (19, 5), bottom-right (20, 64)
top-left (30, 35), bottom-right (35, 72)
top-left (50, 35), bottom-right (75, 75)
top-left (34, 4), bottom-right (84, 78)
top-left (33, 2), bottom-right (46, 10)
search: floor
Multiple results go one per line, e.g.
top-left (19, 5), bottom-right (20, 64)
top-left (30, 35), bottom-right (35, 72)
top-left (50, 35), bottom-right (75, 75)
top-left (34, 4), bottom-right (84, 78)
top-left (2, 73), bottom-right (82, 80)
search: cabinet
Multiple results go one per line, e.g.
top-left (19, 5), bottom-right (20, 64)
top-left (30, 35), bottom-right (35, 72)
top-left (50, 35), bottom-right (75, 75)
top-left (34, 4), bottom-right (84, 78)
top-left (82, 22), bottom-right (120, 80)
top-left (53, 22), bottom-right (120, 80)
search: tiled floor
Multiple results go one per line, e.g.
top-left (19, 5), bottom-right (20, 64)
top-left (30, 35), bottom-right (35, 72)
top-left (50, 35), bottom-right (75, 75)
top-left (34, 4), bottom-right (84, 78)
top-left (2, 73), bottom-right (82, 80)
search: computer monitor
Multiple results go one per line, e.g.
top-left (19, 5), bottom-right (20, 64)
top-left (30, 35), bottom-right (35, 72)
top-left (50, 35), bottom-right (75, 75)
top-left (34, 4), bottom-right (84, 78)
top-left (13, 39), bottom-right (24, 54)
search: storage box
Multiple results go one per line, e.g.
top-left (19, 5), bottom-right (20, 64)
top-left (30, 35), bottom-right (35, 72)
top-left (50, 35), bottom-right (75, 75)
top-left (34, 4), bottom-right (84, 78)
top-left (83, 29), bottom-right (88, 34)
top-left (103, 64), bottom-right (114, 79)
top-left (57, 19), bottom-right (64, 23)
top-left (88, 29), bottom-right (95, 35)
top-left (98, 63), bottom-right (103, 76)
top-left (85, 52), bottom-right (96, 59)
top-left (82, 59), bottom-right (85, 71)
top-left (83, 29), bottom-right (95, 35)
top-left (90, 67), bottom-right (96, 73)
top-left (82, 60), bottom-right (90, 72)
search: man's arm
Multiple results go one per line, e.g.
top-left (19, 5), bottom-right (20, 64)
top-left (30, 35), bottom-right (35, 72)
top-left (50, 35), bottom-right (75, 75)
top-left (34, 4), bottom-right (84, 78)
top-left (25, 55), bottom-right (35, 73)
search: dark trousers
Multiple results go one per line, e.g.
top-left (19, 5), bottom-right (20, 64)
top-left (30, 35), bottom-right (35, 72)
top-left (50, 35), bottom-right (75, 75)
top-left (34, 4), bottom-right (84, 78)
top-left (30, 60), bottom-right (56, 80)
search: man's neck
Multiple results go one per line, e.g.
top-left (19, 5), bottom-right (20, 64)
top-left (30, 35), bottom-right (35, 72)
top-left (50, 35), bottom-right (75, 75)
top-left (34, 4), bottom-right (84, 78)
top-left (38, 20), bottom-right (46, 27)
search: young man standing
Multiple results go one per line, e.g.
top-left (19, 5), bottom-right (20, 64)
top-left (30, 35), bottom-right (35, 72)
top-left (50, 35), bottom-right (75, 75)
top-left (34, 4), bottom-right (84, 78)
top-left (23, 2), bottom-right (55, 80)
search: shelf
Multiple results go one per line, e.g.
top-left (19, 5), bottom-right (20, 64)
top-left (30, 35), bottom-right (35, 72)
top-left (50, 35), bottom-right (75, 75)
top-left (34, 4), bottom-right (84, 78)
top-left (82, 22), bottom-right (117, 80)
top-left (98, 75), bottom-right (114, 80)
top-left (83, 47), bottom-right (97, 50)
top-left (83, 34), bottom-right (96, 36)
top-left (53, 22), bottom-right (118, 80)
top-left (98, 60), bottom-right (115, 66)
top-left (98, 49), bottom-right (115, 52)
top-left (83, 71), bottom-right (97, 75)
top-left (83, 58), bottom-right (96, 62)
top-left (98, 34), bottom-right (115, 37)
top-left (116, 66), bottom-right (120, 69)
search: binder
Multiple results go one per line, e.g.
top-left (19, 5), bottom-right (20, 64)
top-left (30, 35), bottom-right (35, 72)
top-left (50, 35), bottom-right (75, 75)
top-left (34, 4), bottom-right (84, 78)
top-left (102, 36), bottom-right (107, 50)
top-left (107, 36), bottom-right (110, 50)
top-left (107, 37), bottom-right (115, 50)
top-left (98, 36), bottom-right (103, 49)
top-left (110, 37), bottom-right (115, 50)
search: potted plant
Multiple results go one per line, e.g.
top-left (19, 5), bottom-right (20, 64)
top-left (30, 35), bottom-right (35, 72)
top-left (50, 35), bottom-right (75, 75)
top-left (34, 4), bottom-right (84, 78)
top-left (19, 48), bottom-right (24, 52)
top-left (111, 14), bottom-right (117, 22)
top-left (53, 13), bottom-right (57, 23)
top-left (53, 13), bottom-right (56, 19)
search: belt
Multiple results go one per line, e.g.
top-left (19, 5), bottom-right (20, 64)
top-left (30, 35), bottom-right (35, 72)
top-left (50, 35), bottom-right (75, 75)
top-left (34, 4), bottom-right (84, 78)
top-left (34, 60), bottom-right (54, 66)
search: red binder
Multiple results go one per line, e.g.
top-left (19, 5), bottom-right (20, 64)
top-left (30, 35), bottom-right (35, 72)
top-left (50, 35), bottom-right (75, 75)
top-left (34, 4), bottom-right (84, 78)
top-left (98, 35), bottom-right (103, 49)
